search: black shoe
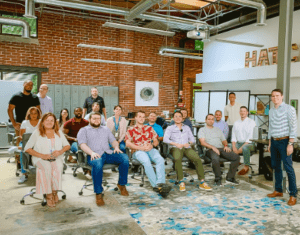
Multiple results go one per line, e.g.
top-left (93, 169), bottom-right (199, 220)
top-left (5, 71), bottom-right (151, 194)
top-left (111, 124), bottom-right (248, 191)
top-left (225, 178), bottom-right (239, 185)
top-left (154, 184), bottom-right (172, 198)
top-left (214, 179), bottom-right (223, 186)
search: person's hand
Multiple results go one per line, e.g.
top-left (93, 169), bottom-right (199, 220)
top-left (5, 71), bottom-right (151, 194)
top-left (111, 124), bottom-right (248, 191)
top-left (13, 122), bottom-right (21, 131)
top-left (183, 143), bottom-right (190, 148)
top-left (176, 143), bottom-right (184, 149)
top-left (91, 152), bottom-right (101, 160)
top-left (232, 146), bottom-right (239, 154)
top-left (114, 147), bottom-right (123, 154)
top-left (268, 145), bottom-right (271, 152)
top-left (41, 154), bottom-right (52, 160)
top-left (287, 145), bottom-right (294, 156)
top-left (212, 147), bottom-right (220, 155)
top-left (224, 146), bottom-right (231, 153)
top-left (144, 143), bottom-right (153, 152)
top-left (52, 150), bottom-right (61, 158)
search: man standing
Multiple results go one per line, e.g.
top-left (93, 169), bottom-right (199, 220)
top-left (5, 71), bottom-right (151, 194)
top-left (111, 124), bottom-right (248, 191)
top-left (78, 112), bottom-right (129, 206)
top-left (8, 80), bottom-right (40, 138)
top-left (267, 89), bottom-right (298, 206)
top-left (82, 87), bottom-right (106, 120)
top-left (213, 110), bottom-right (229, 140)
top-left (84, 102), bottom-right (106, 126)
top-left (224, 92), bottom-right (242, 125)
top-left (231, 106), bottom-right (256, 175)
top-left (146, 112), bottom-right (164, 141)
top-left (37, 84), bottom-right (53, 115)
top-left (64, 107), bottom-right (89, 162)
top-left (199, 114), bottom-right (240, 186)
top-left (125, 111), bottom-right (171, 197)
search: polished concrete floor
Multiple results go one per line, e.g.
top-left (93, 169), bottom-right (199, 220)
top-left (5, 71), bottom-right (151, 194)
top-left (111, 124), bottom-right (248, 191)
top-left (1, 150), bottom-right (300, 235)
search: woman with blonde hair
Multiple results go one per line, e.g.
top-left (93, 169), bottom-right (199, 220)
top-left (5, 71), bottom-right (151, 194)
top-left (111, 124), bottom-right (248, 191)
top-left (18, 107), bottom-right (41, 184)
top-left (25, 113), bottom-right (70, 208)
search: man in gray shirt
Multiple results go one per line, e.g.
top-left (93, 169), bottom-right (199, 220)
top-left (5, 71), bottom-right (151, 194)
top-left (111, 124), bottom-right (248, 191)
top-left (198, 114), bottom-right (240, 186)
top-left (77, 112), bottom-right (129, 206)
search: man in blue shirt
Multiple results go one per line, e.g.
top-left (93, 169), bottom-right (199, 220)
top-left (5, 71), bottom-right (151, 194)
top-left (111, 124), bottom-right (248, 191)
top-left (213, 110), bottom-right (229, 140)
top-left (146, 112), bottom-right (164, 141)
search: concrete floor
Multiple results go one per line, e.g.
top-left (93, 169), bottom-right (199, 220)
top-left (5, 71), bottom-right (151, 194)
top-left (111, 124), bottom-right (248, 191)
top-left (1, 150), bottom-right (300, 235)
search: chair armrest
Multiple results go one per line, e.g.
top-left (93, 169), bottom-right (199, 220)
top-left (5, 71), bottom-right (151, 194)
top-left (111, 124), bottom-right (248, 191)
top-left (22, 151), bottom-right (31, 173)
top-left (77, 149), bottom-right (88, 164)
top-left (125, 147), bottom-right (132, 159)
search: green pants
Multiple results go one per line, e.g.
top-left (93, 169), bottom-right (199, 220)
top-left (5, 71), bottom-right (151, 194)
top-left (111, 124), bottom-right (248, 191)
top-left (170, 147), bottom-right (205, 181)
top-left (235, 142), bottom-right (255, 166)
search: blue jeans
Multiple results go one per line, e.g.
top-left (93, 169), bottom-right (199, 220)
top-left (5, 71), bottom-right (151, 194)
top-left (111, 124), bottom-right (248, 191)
top-left (87, 152), bottom-right (129, 194)
top-left (271, 138), bottom-right (297, 197)
top-left (109, 140), bottom-right (126, 153)
top-left (70, 142), bottom-right (78, 154)
top-left (19, 142), bottom-right (26, 174)
top-left (133, 148), bottom-right (165, 187)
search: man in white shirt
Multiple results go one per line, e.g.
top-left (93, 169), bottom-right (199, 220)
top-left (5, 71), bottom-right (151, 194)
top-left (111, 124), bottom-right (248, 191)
top-left (231, 106), bottom-right (256, 175)
top-left (37, 84), bottom-right (53, 115)
top-left (224, 92), bottom-right (242, 125)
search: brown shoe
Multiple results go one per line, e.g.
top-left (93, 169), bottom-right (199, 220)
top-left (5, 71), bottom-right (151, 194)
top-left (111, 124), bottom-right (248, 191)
top-left (238, 167), bottom-right (249, 175)
top-left (96, 194), bottom-right (105, 206)
top-left (267, 191), bottom-right (283, 198)
top-left (288, 196), bottom-right (297, 206)
top-left (117, 184), bottom-right (129, 196)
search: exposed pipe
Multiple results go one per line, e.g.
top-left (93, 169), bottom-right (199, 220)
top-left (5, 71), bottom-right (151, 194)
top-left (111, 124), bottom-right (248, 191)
top-left (126, 0), bottom-right (163, 22)
top-left (221, 0), bottom-right (267, 26)
top-left (24, 0), bottom-right (36, 19)
top-left (0, 17), bottom-right (30, 38)
top-left (159, 46), bottom-right (203, 56)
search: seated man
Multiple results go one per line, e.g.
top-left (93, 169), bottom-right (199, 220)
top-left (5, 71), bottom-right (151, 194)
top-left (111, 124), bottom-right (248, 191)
top-left (64, 107), bottom-right (89, 163)
top-left (231, 106), bottom-right (256, 175)
top-left (213, 110), bottom-right (229, 140)
top-left (156, 111), bottom-right (169, 130)
top-left (84, 102), bottom-right (106, 126)
top-left (146, 112), bottom-right (164, 141)
top-left (199, 114), bottom-right (240, 186)
top-left (77, 112), bottom-right (129, 206)
top-left (164, 111), bottom-right (212, 192)
top-left (170, 108), bottom-right (193, 132)
top-left (125, 111), bottom-right (171, 197)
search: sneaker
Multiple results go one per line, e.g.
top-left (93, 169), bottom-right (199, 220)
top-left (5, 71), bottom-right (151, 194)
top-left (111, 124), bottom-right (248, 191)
top-left (85, 174), bottom-right (92, 180)
top-left (225, 178), bottom-right (239, 185)
top-left (214, 179), bottom-right (223, 186)
top-left (199, 181), bottom-right (212, 191)
top-left (179, 182), bottom-right (186, 192)
top-left (154, 183), bottom-right (172, 198)
top-left (18, 175), bottom-right (28, 184)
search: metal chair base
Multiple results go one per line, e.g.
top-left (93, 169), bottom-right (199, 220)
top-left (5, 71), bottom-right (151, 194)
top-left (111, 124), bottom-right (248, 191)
top-left (20, 188), bottom-right (66, 206)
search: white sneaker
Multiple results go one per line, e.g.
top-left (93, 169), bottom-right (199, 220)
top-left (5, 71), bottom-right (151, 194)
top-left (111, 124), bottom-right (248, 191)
top-left (86, 174), bottom-right (92, 180)
top-left (18, 175), bottom-right (28, 184)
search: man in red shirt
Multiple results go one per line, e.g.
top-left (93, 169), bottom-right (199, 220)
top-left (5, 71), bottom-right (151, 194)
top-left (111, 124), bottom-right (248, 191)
top-left (64, 107), bottom-right (89, 163)
top-left (125, 111), bottom-right (171, 197)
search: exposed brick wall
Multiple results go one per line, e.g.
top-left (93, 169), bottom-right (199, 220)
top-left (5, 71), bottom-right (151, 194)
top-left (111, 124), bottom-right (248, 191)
top-left (0, 3), bottom-right (201, 117)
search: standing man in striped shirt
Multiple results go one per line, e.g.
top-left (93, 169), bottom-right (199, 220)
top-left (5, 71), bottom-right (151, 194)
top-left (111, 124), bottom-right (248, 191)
top-left (267, 89), bottom-right (298, 206)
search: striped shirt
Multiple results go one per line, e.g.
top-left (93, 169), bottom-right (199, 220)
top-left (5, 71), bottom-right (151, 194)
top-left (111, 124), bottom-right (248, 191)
top-left (268, 102), bottom-right (297, 139)
top-left (163, 124), bottom-right (195, 149)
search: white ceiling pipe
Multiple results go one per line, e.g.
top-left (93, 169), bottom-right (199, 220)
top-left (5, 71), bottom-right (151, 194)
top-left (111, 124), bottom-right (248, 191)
top-left (77, 44), bottom-right (131, 52)
top-left (24, 0), bottom-right (37, 19)
top-left (82, 58), bottom-right (152, 67)
top-left (0, 17), bottom-right (30, 38)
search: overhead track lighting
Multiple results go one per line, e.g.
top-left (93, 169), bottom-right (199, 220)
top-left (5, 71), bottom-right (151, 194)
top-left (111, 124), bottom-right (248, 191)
top-left (77, 44), bottom-right (131, 52)
top-left (159, 46), bottom-right (203, 60)
top-left (160, 53), bottom-right (203, 60)
top-left (103, 22), bottom-right (175, 37)
top-left (82, 58), bottom-right (152, 67)
top-left (215, 39), bottom-right (264, 47)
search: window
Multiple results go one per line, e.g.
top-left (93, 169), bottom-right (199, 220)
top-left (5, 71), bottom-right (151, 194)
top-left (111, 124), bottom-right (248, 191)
top-left (0, 12), bottom-right (37, 37)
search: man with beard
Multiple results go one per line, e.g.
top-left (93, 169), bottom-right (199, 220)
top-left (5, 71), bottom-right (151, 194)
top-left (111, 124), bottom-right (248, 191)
top-left (64, 107), bottom-right (89, 163)
top-left (8, 80), bottom-right (41, 139)
top-left (77, 112), bottom-right (129, 206)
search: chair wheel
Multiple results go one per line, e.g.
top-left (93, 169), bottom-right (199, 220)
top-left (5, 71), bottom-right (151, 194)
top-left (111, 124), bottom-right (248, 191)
top-left (103, 183), bottom-right (107, 186)
top-left (73, 173), bottom-right (77, 177)
top-left (167, 174), bottom-right (170, 177)
top-left (72, 168), bottom-right (74, 170)
top-left (114, 187), bottom-right (118, 191)
top-left (175, 181), bottom-right (179, 185)
top-left (16, 173), bottom-right (19, 177)
top-left (62, 195), bottom-right (66, 200)
top-left (190, 179), bottom-right (194, 182)
top-left (41, 201), bottom-right (47, 206)
top-left (139, 184), bottom-right (144, 187)
top-left (131, 175), bottom-right (134, 179)
top-left (20, 200), bottom-right (24, 205)
top-left (249, 175), bottom-right (252, 179)
top-left (7, 160), bottom-right (10, 163)
top-left (79, 192), bottom-right (83, 196)
top-left (63, 171), bottom-right (65, 174)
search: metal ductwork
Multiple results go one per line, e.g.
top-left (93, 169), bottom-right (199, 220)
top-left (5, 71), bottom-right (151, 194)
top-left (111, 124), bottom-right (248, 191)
top-left (126, 0), bottom-right (163, 22)
top-left (221, 0), bottom-right (267, 26)
top-left (159, 46), bottom-right (203, 60)
top-left (0, 17), bottom-right (30, 38)
top-left (24, 0), bottom-right (36, 19)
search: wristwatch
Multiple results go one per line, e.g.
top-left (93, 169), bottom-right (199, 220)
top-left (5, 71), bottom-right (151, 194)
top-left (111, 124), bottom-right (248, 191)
top-left (288, 142), bottom-right (294, 146)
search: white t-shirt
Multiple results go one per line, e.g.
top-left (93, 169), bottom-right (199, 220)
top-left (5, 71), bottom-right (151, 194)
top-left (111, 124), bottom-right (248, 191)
top-left (224, 102), bottom-right (242, 125)
top-left (20, 120), bottom-right (40, 133)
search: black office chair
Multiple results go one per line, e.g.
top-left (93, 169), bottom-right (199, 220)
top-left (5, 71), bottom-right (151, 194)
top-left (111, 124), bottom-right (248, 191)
top-left (77, 148), bottom-right (118, 195)
top-left (20, 133), bottom-right (67, 206)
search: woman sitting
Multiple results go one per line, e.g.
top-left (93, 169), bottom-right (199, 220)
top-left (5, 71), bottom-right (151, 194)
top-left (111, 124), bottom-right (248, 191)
top-left (18, 107), bottom-right (41, 184)
top-left (163, 111), bottom-right (211, 192)
top-left (25, 113), bottom-right (70, 207)
top-left (106, 105), bottom-right (127, 153)
top-left (57, 108), bottom-right (70, 131)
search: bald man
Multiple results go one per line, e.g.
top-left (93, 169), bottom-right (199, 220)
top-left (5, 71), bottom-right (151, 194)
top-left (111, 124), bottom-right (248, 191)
top-left (37, 84), bottom-right (53, 115)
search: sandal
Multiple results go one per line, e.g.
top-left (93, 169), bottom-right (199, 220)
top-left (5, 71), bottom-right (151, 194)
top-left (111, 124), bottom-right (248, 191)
top-left (46, 194), bottom-right (55, 208)
top-left (52, 190), bottom-right (59, 203)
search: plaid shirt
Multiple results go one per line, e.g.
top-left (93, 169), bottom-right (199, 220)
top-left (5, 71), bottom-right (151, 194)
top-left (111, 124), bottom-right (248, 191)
top-left (125, 125), bottom-right (158, 152)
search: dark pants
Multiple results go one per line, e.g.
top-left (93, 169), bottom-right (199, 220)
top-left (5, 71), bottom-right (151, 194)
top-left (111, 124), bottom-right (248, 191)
top-left (271, 138), bottom-right (297, 197)
top-left (87, 152), bottom-right (129, 194)
top-left (207, 148), bottom-right (240, 180)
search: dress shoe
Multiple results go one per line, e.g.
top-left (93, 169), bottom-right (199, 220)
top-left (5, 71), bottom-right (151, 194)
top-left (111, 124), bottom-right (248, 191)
top-left (267, 191), bottom-right (283, 198)
top-left (288, 196), bottom-right (297, 206)
top-left (117, 184), bottom-right (129, 196)
top-left (96, 194), bottom-right (105, 206)
top-left (238, 168), bottom-right (249, 175)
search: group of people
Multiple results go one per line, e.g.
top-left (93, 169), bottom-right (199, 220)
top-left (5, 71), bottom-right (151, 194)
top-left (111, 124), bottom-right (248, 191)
top-left (7, 81), bottom-right (298, 207)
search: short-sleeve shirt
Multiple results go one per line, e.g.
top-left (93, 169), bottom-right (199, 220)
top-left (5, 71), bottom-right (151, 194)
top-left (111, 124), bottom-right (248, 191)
top-left (83, 96), bottom-right (105, 114)
top-left (224, 102), bottom-right (242, 125)
top-left (9, 92), bottom-right (40, 123)
top-left (198, 126), bottom-right (225, 148)
top-left (77, 125), bottom-right (116, 157)
top-left (125, 125), bottom-right (158, 147)
top-left (63, 118), bottom-right (89, 143)
top-left (20, 120), bottom-right (41, 133)
top-left (146, 123), bottom-right (164, 137)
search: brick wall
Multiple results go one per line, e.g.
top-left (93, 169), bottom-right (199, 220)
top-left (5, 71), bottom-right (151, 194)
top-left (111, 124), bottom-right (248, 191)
top-left (0, 3), bottom-right (202, 117)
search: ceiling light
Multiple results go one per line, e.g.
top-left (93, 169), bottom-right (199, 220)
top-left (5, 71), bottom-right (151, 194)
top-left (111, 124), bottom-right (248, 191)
top-left (215, 39), bottom-right (264, 47)
top-left (103, 22), bottom-right (175, 37)
top-left (160, 53), bottom-right (203, 60)
top-left (77, 43), bottom-right (131, 52)
top-left (82, 58), bottom-right (152, 67)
